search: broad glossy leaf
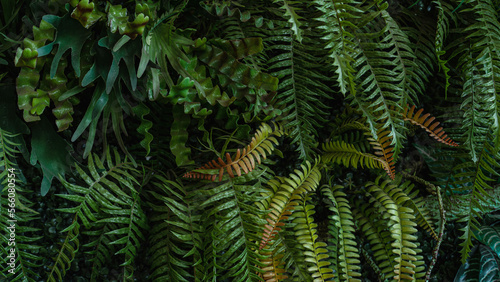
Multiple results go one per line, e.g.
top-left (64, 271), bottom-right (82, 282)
top-left (38, 13), bottom-right (91, 78)
top-left (30, 117), bottom-right (73, 196)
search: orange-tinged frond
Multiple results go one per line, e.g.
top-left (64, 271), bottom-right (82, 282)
top-left (183, 123), bottom-right (283, 181)
top-left (402, 105), bottom-right (459, 147)
top-left (367, 130), bottom-right (396, 180)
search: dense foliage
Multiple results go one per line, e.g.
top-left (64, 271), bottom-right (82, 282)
top-left (1, 0), bottom-right (500, 281)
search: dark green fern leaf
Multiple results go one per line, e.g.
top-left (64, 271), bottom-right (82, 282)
top-left (0, 129), bottom-right (42, 281)
top-left (452, 133), bottom-right (500, 263)
top-left (447, 0), bottom-right (500, 161)
top-left (55, 148), bottom-right (142, 280)
top-left (267, 3), bottom-right (332, 161)
top-left (197, 168), bottom-right (269, 281)
top-left (146, 176), bottom-right (204, 281)
top-left (47, 219), bottom-right (80, 282)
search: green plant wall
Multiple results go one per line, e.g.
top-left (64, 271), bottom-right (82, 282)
top-left (0, 0), bottom-right (500, 281)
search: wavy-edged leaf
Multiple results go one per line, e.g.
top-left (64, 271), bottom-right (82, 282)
top-left (171, 105), bottom-right (194, 167)
top-left (132, 102), bottom-right (154, 156)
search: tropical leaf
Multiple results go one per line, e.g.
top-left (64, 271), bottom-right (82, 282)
top-left (474, 225), bottom-right (500, 259)
top-left (447, 0), bottom-right (500, 161)
top-left (454, 133), bottom-right (500, 263)
top-left (37, 13), bottom-right (91, 78)
top-left (399, 179), bottom-right (438, 240)
top-left (353, 200), bottom-right (395, 280)
top-left (267, 6), bottom-right (332, 161)
top-left (197, 168), bottom-right (269, 281)
top-left (54, 148), bottom-right (142, 280)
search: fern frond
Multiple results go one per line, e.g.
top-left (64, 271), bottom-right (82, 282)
top-left (402, 105), bottom-right (459, 146)
top-left (55, 148), bottom-right (143, 280)
top-left (353, 200), bottom-right (396, 280)
top-left (0, 129), bottom-right (42, 281)
top-left (399, 179), bottom-right (438, 240)
top-left (454, 133), bottom-right (500, 263)
top-left (198, 168), bottom-right (269, 281)
top-left (332, 130), bottom-right (372, 153)
top-left (314, 0), bottom-right (361, 96)
top-left (323, 184), bottom-right (362, 281)
top-left (260, 251), bottom-right (289, 282)
top-left (448, 0), bottom-right (500, 160)
top-left (183, 122), bottom-right (283, 181)
top-left (322, 139), bottom-right (386, 170)
top-left (399, 7), bottom-right (437, 101)
top-left (82, 222), bottom-right (118, 281)
top-left (259, 160), bottom-right (321, 251)
top-left (47, 219), bottom-right (80, 282)
top-left (267, 4), bottom-right (332, 160)
top-left (146, 176), bottom-right (203, 281)
top-left (366, 176), bottom-right (424, 281)
top-left (433, 0), bottom-right (456, 96)
top-left (366, 130), bottom-right (396, 180)
top-left (274, 0), bottom-right (303, 42)
top-left (292, 194), bottom-right (335, 280)
top-left (347, 6), bottom-right (414, 160)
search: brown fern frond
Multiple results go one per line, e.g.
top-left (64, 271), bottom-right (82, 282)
top-left (182, 170), bottom-right (218, 181)
top-left (183, 123), bottom-right (283, 181)
top-left (260, 200), bottom-right (297, 250)
top-left (402, 105), bottom-right (459, 147)
top-left (367, 131), bottom-right (396, 180)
